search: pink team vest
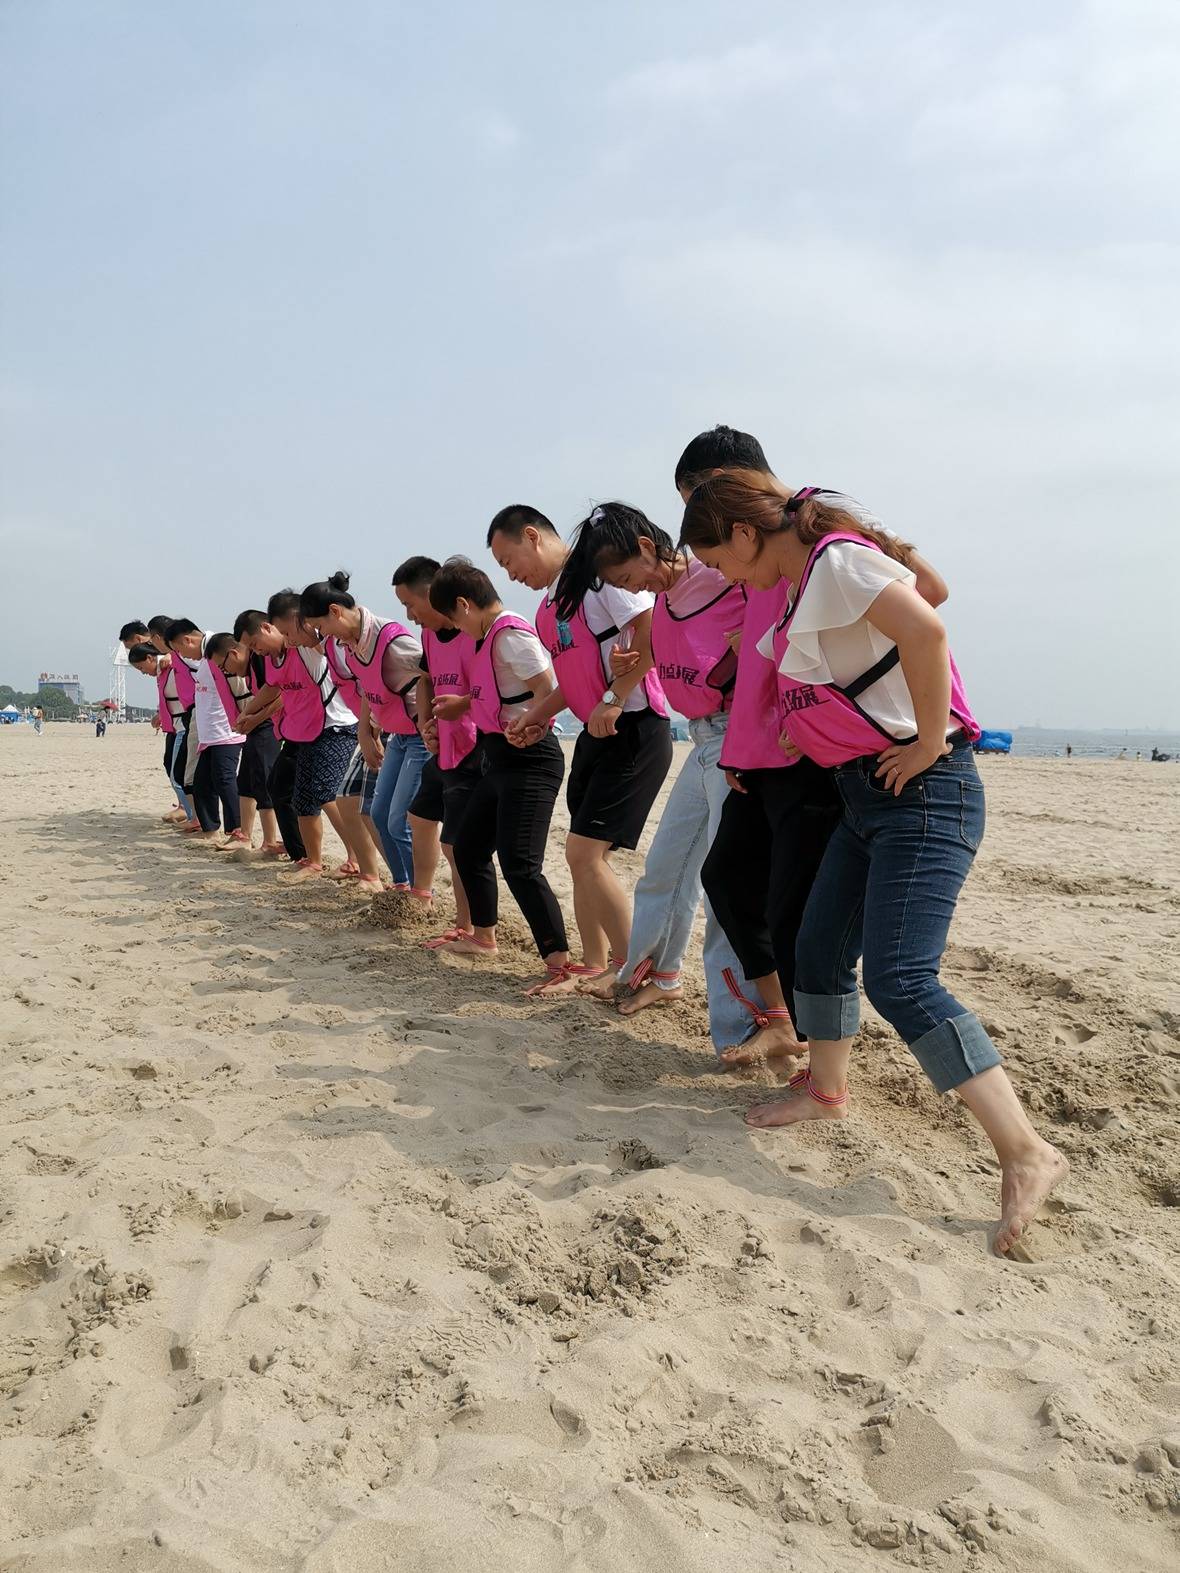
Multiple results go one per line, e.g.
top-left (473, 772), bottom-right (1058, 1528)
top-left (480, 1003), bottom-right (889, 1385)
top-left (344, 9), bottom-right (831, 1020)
top-left (209, 661), bottom-right (246, 724)
top-left (468, 613), bottom-right (544, 736)
top-left (156, 667), bottom-right (177, 734)
top-left (720, 583), bottom-right (793, 772)
top-left (650, 572), bottom-right (745, 719)
top-left (422, 627), bottom-right (478, 770)
top-left (264, 648), bottom-right (327, 743)
top-left (534, 597), bottom-right (667, 725)
top-left (171, 654), bottom-right (197, 710)
top-left (343, 620), bottom-right (419, 736)
top-left (770, 532), bottom-right (980, 767)
top-left (325, 636), bottom-right (362, 718)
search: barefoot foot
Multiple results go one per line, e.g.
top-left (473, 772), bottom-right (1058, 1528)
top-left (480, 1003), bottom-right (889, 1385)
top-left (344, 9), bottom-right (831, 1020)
top-left (719, 1022), bottom-right (806, 1068)
top-left (618, 981), bottom-right (683, 1017)
top-left (744, 1085), bottom-right (848, 1128)
top-left (439, 935), bottom-right (498, 958)
top-left (994, 1143), bottom-right (1069, 1257)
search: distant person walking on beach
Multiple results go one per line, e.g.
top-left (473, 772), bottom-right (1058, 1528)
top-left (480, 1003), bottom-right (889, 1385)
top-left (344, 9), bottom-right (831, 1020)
top-left (1066, 744), bottom-right (1072, 759)
top-left (680, 471), bottom-right (1068, 1257)
top-left (33, 706), bottom-right (43, 735)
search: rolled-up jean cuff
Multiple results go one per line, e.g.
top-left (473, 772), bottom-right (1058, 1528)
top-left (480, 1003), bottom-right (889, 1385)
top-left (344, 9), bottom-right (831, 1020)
top-left (909, 1011), bottom-right (1001, 1094)
top-left (794, 989), bottom-right (860, 1041)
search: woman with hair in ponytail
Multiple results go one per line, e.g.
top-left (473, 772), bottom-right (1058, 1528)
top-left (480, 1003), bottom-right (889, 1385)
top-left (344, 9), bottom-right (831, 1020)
top-left (299, 572), bottom-right (429, 896)
top-left (680, 471), bottom-right (1067, 1256)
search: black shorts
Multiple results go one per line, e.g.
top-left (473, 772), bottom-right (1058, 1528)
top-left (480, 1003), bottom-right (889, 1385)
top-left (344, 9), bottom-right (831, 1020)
top-left (238, 721), bottom-right (280, 808)
top-left (566, 710), bottom-right (673, 850)
top-left (409, 745), bottom-right (485, 843)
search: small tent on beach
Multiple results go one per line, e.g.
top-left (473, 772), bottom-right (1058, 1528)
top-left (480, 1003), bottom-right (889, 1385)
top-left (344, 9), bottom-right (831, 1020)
top-left (974, 730), bottom-right (1013, 754)
top-left (0, 704), bottom-right (21, 725)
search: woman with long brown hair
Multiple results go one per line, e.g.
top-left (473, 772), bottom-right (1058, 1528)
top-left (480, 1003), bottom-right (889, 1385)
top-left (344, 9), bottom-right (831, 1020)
top-left (680, 472), bottom-right (1066, 1257)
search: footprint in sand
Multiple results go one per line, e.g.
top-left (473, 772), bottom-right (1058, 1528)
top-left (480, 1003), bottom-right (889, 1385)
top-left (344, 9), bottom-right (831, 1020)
top-left (1053, 1022), bottom-right (1098, 1048)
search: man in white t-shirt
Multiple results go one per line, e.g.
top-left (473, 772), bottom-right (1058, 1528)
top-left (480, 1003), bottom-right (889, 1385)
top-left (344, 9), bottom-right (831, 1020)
top-left (486, 503), bottom-right (673, 995)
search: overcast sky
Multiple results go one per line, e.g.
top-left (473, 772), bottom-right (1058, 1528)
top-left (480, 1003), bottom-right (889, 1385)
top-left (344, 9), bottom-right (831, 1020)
top-left (2, 0), bottom-right (1177, 728)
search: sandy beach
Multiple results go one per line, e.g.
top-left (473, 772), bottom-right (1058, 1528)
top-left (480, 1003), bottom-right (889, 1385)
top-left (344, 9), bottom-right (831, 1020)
top-left (1, 726), bottom-right (1177, 1571)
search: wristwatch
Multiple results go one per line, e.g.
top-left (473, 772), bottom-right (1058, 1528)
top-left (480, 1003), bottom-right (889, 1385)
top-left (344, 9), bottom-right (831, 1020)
top-left (602, 689), bottom-right (622, 708)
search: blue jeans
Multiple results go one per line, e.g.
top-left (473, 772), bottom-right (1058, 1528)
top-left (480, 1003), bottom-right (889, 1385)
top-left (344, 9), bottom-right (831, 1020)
top-left (169, 723), bottom-right (194, 817)
top-left (794, 744), bottom-right (1001, 1093)
top-left (620, 713), bottom-right (759, 1053)
top-left (371, 732), bottom-right (429, 884)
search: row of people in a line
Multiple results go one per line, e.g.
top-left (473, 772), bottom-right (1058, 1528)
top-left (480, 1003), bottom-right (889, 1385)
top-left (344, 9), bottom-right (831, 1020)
top-left (118, 423), bottom-right (1066, 1255)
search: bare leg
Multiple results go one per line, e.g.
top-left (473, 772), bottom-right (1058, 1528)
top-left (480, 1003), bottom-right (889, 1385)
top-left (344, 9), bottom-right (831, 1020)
top-left (744, 1037), bottom-right (851, 1127)
top-left (259, 807), bottom-right (281, 848)
top-left (955, 1066), bottom-right (1069, 1256)
top-left (334, 796), bottom-right (384, 887)
top-left (565, 834), bottom-right (630, 978)
top-left (409, 812), bottom-right (441, 905)
top-left (295, 813), bottom-right (324, 872)
top-left (719, 973), bottom-right (805, 1066)
top-left (238, 795), bottom-right (258, 845)
top-left (322, 798), bottom-right (350, 864)
top-left (360, 813), bottom-right (389, 878)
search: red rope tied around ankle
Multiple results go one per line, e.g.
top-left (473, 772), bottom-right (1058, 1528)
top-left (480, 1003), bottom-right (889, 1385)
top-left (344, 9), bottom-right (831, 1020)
top-left (627, 958), bottom-right (680, 991)
top-left (722, 967), bottom-right (793, 1027)
top-left (787, 1065), bottom-right (847, 1106)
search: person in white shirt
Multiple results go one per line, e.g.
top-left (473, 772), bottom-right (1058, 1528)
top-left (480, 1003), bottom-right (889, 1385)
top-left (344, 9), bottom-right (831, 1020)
top-left (426, 558), bottom-right (571, 987)
top-left (488, 504), bottom-right (673, 996)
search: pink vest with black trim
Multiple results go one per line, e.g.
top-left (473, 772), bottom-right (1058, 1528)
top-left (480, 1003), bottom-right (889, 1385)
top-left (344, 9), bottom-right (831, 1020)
top-left (468, 613), bottom-right (544, 736)
top-left (534, 596), bottom-right (667, 725)
top-left (650, 570), bottom-right (745, 720)
top-left (209, 661), bottom-right (245, 725)
top-left (343, 620), bottom-right (419, 736)
top-left (325, 636), bottom-right (362, 718)
top-left (422, 627), bottom-right (478, 769)
top-left (770, 533), bottom-right (980, 767)
top-left (264, 649), bottom-right (326, 743)
top-left (171, 654), bottom-right (197, 710)
top-left (156, 667), bottom-right (177, 734)
top-left (720, 583), bottom-right (792, 772)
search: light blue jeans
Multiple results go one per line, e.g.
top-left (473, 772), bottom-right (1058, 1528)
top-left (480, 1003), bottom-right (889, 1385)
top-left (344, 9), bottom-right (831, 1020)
top-left (371, 732), bottom-right (429, 884)
top-left (169, 722), bottom-right (194, 818)
top-left (620, 712), bottom-right (761, 1053)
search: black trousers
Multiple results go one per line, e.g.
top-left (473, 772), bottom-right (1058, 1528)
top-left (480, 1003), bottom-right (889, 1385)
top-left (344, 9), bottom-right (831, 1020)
top-left (453, 732), bottom-right (567, 959)
top-left (192, 744), bottom-right (244, 833)
top-left (267, 740), bottom-right (307, 861)
top-left (701, 759), bottom-right (841, 1027)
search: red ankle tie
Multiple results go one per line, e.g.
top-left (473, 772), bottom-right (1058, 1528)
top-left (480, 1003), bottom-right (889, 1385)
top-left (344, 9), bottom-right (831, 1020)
top-left (722, 967), bottom-right (794, 1028)
top-left (788, 1066), bottom-right (847, 1106)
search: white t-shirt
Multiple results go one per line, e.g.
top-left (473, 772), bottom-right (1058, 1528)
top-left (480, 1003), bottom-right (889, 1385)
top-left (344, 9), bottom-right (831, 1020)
top-left (193, 658), bottom-right (246, 748)
top-left (380, 633), bottom-right (425, 722)
top-left (545, 580), bottom-right (655, 714)
top-left (491, 622), bottom-right (552, 726)
top-left (162, 665), bottom-right (184, 720)
top-left (757, 541), bottom-right (921, 737)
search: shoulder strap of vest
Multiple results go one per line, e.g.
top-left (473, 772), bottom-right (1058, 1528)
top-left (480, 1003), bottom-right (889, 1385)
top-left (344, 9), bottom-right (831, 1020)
top-left (839, 646), bottom-right (900, 701)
